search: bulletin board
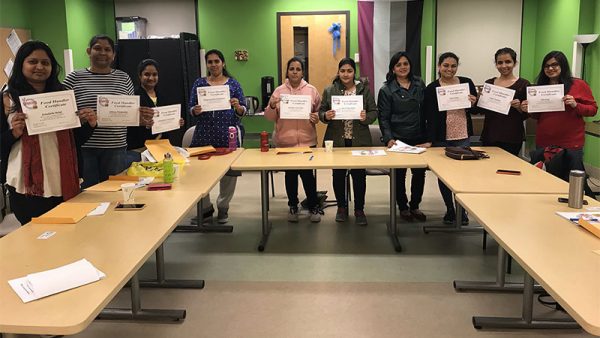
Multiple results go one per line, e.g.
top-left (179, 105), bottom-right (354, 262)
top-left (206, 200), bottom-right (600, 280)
top-left (0, 27), bottom-right (31, 87)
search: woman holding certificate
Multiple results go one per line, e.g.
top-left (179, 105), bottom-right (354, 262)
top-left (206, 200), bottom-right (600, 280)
top-left (1, 41), bottom-right (96, 224)
top-left (264, 57), bottom-right (322, 223)
top-left (63, 35), bottom-right (153, 188)
top-left (423, 52), bottom-right (477, 225)
top-left (188, 49), bottom-right (247, 224)
top-left (521, 51), bottom-right (597, 151)
top-left (319, 58), bottom-right (377, 226)
top-left (476, 48), bottom-right (530, 156)
top-left (377, 51), bottom-right (428, 222)
top-left (126, 59), bottom-right (183, 165)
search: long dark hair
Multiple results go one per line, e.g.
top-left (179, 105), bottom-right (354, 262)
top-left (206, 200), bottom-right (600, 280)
top-left (205, 49), bottom-right (231, 77)
top-left (137, 58), bottom-right (160, 75)
top-left (334, 57), bottom-right (357, 84)
top-left (7, 40), bottom-right (63, 113)
top-left (494, 47), bottom-right (517, 63)
top-left (285, 56), bottom-right (304, 79)
top-left (386, 51), bottom-right (413, 84)
top-left (535, 50), bottom-right (573, 92)
top-left (437, 52), bottom-right (459, 78)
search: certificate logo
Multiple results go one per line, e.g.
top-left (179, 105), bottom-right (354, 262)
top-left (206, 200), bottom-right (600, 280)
top-left (98, 96), bottom-right (110, 107)
top-left (280, 96), bottom-right (289, 104)
top-left (483, 85), bottom-right (491, 93)
top-left (22, 98), bottom-right (37, 109)
top-left (527, 88), bottom-right (537, 97)
top-left (332, 97), bottom-right (340, 105)
top-left (437, 88), bottom-right (446, 96)
top-left (199, 89), bottom-right (207, 96)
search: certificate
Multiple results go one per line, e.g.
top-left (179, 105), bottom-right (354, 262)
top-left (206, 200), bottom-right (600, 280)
top-left (20, 90), bottom-right (80, 136)
top-left (436, 83), bottom-right (471, 111)
top-left (331, 95), bottom-right (363, 120)
top-left (197, 85), bottom-right (231, 111)
top-left (151, 104), bottom-right (181, 135)
top-left (96, 95), bottom-right (140, 127)
top-left (527, 84), bottom-right (565, 113)
top-left (477, 83), bottom-right (516, 115)
top-left (279, 94), bottom-right (311, 119)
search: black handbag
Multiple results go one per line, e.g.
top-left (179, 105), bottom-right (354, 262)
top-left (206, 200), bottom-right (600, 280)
top-left (444, 146), bottom-right (489, 160)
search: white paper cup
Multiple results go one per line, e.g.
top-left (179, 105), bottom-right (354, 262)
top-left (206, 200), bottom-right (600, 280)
top-left (173, 164), bottom-right (180, 179)
top-left (325, 140), bottom-right (333, 152)
top-left (121, 183), bottom-right (136, 203)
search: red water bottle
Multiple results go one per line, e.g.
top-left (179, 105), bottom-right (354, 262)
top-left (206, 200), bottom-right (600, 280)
top-left (260, 131), bottom-right (269, 152)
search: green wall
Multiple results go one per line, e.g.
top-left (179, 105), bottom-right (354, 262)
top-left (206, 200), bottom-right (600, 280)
top-left (420, 0), bottom-right (436, 80)
top-left (0, 0), bottom-right (30, 28)
top-left (196, 0), bottom-right (359, 100)
top-left (581, 0), bottom-right (600, 167)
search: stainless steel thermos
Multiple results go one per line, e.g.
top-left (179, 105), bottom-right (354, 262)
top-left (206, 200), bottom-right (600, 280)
top-left (568, 170), bottom-right (585, 209)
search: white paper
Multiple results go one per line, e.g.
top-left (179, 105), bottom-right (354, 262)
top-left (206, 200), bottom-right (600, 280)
top-left (20, 90), bottom-right (81, 135)
top-left (197, 85), bottom-right (230, 111)
top-left (151, 104), bottom-right (181, 134)
top-left (436, 83), bottom-right (471, 111)
top-left (555, 211), bottom-right (600, 223)
top-left (88, 202), bottom-right (110, 216)
top-left (527, 84), bottom-right (565, 113)
top-left (4, 58), bottom-right (13, 77)
top-left (6, 29), bottom-right (22, 56)
top-left (96, 95), bottom-right (140, 127)
top-left (477, 83), bottom-right (516, 115)
top-left (331, 95), bottom-right (363, 120)
top-left (37, 231), bottom-right (56, 240)
top-left (8, 259), bottom-right (105, 303)
top-left (387, 140), bottom-right (426, 154)
top-left (279, 94), bottom-right (311, 119)
top-left (351, 150), bottom-right (387, 156)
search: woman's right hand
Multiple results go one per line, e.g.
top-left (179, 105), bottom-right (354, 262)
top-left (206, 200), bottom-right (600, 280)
top-left (10, 112), bottom-right (26, 138)
top-left (192, 105), bottom-right (203, 116)
top-left (325, 110), bottom-right (336, 121)
top-left (520, 100), bottom-right (528, 113)
top-left (269, 97), bottom-right (280, 111)
top-left (387, 139), bottom-right (396, 148)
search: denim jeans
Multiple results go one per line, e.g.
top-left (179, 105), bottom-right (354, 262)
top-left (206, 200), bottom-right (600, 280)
top-left (81, 147), bottom-right (127, 188)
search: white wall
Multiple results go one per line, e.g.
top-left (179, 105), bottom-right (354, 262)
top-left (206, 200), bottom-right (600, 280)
top-left (114, 0), bottom-right (197, 37)
top-left (436, 0), bottom-right (522, 84)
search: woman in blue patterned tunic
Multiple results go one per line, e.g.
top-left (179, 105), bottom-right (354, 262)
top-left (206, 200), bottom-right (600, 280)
top-left (188, 49), bottom-right (246, 224)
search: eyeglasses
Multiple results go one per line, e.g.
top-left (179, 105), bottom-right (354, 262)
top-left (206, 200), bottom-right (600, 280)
top-left (544, 63), bottom-right (560, 70)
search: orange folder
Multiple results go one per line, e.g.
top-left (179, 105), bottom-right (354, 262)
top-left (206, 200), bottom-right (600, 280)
top-left (186, 146), bottom-right (216, 156)
top-left (275, 147), bottom-right (313, 154)
top-left (145, 139), bottom-right (186, 163)
top-left (31, 202), bottom-right (99, 224)
top-left (85, 175), bottom-right (140, 192)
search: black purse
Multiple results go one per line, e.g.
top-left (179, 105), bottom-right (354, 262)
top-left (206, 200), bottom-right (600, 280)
top-left (444, 146), bottom-right (489, 160)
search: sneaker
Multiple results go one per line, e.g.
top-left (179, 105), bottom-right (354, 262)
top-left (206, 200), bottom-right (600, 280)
top-left (335, 207), bottom-right (348, 222)
top-left (410, 209), bottom-right (427, 222)
top-left (217, 209), bottom-right (229, 224)
top-left (309, 208), bottom-right (321, 223)
top-left (288, 207), bottom-right (299, 223)
top-left (443, 210), bottom-right (455, 224)
top-left (355, 210), bottom-right (368, 226)
top-left (400, 209), bottom-right (413, 222)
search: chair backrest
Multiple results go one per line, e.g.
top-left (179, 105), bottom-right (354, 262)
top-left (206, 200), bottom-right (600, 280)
top-left (368, 124), bottom-right (384, 146)
top-left (181, 126), bottom-right (196, 148)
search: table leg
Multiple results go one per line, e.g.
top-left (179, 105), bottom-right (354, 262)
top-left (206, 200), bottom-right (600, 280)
top-left (258, 170), bottom-right (272, 252)
top-left (138, 244), bottom-right (205, 289)
top-left (97, 272), bottom-right (186, 322)
top-left (454, 246), bottom-right (541, 293)
top-left (386, 168), bottom-right (402, 252)
top-left (175, 199), bottom-right (234, 233)
top-left (472, 272), bottom-right (579, 330)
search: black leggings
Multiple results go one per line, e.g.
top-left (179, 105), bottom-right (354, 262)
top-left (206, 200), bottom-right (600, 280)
top-left (285, 170), bottom-right (318, 209)
top-left (7, 185), bottom-right (63, 225)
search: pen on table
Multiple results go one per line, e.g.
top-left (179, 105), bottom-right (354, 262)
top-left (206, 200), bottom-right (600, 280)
top-left (309, 155), bottom-right (314, 161)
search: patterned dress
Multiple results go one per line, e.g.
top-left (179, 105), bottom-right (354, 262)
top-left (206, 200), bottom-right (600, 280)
top-left (188, 77), bottom-right (246, 147)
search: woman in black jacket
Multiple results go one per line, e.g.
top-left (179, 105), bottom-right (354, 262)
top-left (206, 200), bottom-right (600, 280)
top-left (423, 52), bottom-right (477, 225)
top-left (378, 51), bottom-right (428, 222)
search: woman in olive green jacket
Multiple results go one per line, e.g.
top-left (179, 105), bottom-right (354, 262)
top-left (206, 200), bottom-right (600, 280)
top-left (319, 57), bottom-right (377, 225)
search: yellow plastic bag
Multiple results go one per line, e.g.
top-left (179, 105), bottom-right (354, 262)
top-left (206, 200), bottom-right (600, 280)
top-left (127, 161), bottom-right (164, 177)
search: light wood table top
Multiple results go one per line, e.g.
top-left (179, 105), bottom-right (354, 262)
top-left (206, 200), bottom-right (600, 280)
top-left (231, 147), bottom-right (428, 171)
top-left (0, 150), bottom-right (245, 335)
top-left (423, 147), bottom-right (568, 194)
top-left (456, 193), bottom-right (600, 335)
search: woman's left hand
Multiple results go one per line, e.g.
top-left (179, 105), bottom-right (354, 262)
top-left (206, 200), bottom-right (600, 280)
top-left (231, 98), bottom-right (244, 114)
top-left (359, 110), bottom-right (367, 121)
top-left (77, 108), bottom-right (97, 128)
top-left (309, 112), bottom-right (319, 124)
top-left (179, 118), bottom-right (185, 127)
top-left (139, 107), bottom-right (155, 127)
top-left (563, 95), bottom-right (577, 108)
top-left (510, 99), bottom-right (521, 109)
top-left (468, 95), bottom-right (477, 106)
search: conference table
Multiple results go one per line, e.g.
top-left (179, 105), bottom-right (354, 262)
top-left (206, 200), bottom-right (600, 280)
top-left (0, 149), bottom-right (243, 337)
top-left (231, 147), bottom-right (428, 252)
top-left (455, 193), bottom-right (600, 335)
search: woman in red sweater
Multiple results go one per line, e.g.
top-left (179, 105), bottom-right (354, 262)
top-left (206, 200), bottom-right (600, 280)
top-left (521, 51), bottom-right (597, 150)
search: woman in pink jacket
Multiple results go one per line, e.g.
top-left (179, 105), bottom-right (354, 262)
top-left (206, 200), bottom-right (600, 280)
top-left (265, 57), bottom-right (322, 223)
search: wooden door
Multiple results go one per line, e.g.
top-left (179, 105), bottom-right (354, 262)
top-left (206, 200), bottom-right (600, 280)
top-left (278, 12), bottom-right (349, 146)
